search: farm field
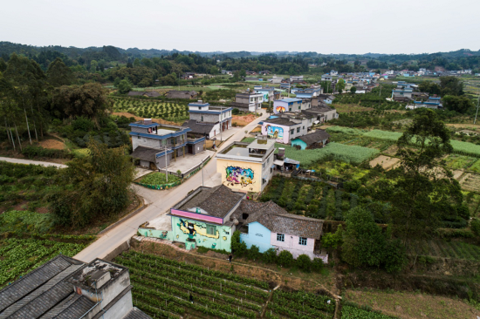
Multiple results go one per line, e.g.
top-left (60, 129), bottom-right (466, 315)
top-left (469, 159), bottom-right (480, 173)
top-left (113, 98), bottom-right (189, 122)
top-left (409, 239), bottom-right (480, 261)
top-left (344, 289), bottom-right (480, 319)
top-left (459, 173), bottom-right (480, 193)
top-left (443, 154), bottom-right (478, 170)
top-left (332, 104), bottom-right (374, 113)
top-left (369, 155), bottom-right (400, 170)
top-left (0, 235), bottom-right (93, 288)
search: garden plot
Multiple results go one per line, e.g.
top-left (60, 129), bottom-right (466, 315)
top-left (113, 98), bottom-right (189, 122)
top-left (470, 159), bottom-right (480, 173)
top-left (369, 155), bottom-right (400, 170)
top-left (410, 240), bottom-right (480, 261)
top-left (265, 289), bottom-right (335, 319)
top-left (459, 173), bottom-right (480, 193)
top-left (443, 154), bottom-right (477, 170)
top-left (115, 251), bottom-right (270, 319)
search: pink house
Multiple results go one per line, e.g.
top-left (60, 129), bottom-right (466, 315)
top-left (234, 200), bottom-right (328, 262)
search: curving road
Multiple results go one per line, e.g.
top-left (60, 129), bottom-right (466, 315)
top-left (73, 111), bottom-right (268, 262)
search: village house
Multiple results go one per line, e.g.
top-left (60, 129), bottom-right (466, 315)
top-left (317, 94), bottom-right (335, 104)
top-left (0, 255), bottom-right (150, 319)
top-left (407, 96), bottom-right (442, 110)
top-left (291, 129), bottom-right (330, 150)
top-left (269, 75), bottom-right (284, 84)
top-left (321, 74), bottom-right (332, 81)
top-left (186, 101), bottom-right (233, 138)
top-left (130, 119), bottom-right (205, 169)
top-left (166, 90), bottom-right (198, 99)
top-left (234, 200), bottom-right (327, 261)
top-left (273, 98), bottom-right (302, 113)
top-left (302, 105), bottom-right (338, 123)
top-left (216, 136), bottom-right (276, 193)
top-left (254, 85), bottom-right (281, 102)
top-left (261, 113), bottom-right (313, 144)
top-left (230, 91), bottom-right (264, 112)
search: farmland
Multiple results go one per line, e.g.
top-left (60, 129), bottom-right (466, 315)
top-left (409, 239), bottom-right (480, 261)
top-left (0, 235), bottom-right (93, 288)
top-left (113, 98), bottom-right (190, 122)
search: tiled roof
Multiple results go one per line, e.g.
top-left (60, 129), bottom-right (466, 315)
top-left (263, 118), bottom-right (298, 126)
top-left (122, 308), bottom-right (153, 319)
top-left (235, 200), bottom-right (323, 239)
top-left (183, 120), bottom-right (215, 135)
top-left (295, 130), bottom-right (330, 145)
top-left (53, 295), bottom-right (96, 319)
top-left (177, 185), bottom-right (245, 218)
top-left (131, 146), bottom-right (161, 162)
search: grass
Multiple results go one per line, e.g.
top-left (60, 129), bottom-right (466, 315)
top-left (139, 172), bottom-right (181, 185)
top-left (72, 148), bottom-right (90, 158)
top-left (344, 289), bottom-right (480, 319)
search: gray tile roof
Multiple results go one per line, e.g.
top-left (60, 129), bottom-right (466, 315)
top-left (182, 120), bottom-right (215, 135)
top-left (131, 146), bottom-right (161, 162)
top-left (177, 185), bottom-right (245, 218)
top-left (235, 200), bottom-right (323, 239)
top-left (122, 308), bottom-right (152, 319)
top-left (295, 130), bottom-right (330, 145)
top-left (52, 295), bottom-right (96, 319)
top-left (0, 255), bottom-right (81, 315)
top-left (263, 117), bottom-right (298, 126)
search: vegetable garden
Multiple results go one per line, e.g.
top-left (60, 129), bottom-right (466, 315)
top-left (265, 289), bottom-right (335, 319)
top-left (0, 235), bottom-right (93, 288)
top-left (113, 98), bottom-right (189, 122)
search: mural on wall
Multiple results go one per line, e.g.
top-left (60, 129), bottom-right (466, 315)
top-left (226, 166), bottom-right (254, 186)
top-left (178, 219), bottom-right (219, 239)
top-left (266, 125), bottom-right (284, 139)
top-left (276, 106), bottom-right (286, 113)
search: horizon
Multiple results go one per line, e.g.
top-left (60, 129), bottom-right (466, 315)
top-left (3, 0), bottom-right (480, 54)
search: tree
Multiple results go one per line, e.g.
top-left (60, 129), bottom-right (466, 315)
top-left (391, 108), bottom-right (463, 245)
top-left (118, 79), bottom-right (133, 94)
top-left (50, 83), bottom-right (112, 125)
top-left (46, 58), bottom-right (74, 87)
top-left (113, 77), bottom-right (121, 88)
top-left (440, 76), bottom-right (464, 96)
top-left (350, 86), bottom-right (357, 94)
top-left (90, 60), bottom-right (98, 73)
top-left (419, 81), bottom-right (441, 95)
top-left (336, 78), bottom-right (345, 93)
top-left (341, 207), bottom-right (386, 268)
top-left (442, 95), bottom-right (474, 113)
top-left (48, 140), bottom-right (135, 228)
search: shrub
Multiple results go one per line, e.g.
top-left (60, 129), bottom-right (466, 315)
top-left (248, 245), bottom-right (261, 261)
top-left (262, 248), bottom-right (277, 264)
top-left (231, 231), bottom-right (247, 256)
top-left (278, 250), bottom-right (294, 267)
top-left (72, 117), bottom-right (95, 132)
top-left (296, 254), bottom-right (312, 271)
top-left (471, 218), bottom-right (480, 237)
top-left (232, 108), bottom-right (240, 115)
top-left (312, 258), bottom-right (324, 272)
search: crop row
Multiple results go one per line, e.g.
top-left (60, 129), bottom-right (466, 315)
top-left (272, 290), bottom-right (335, 313)
top-left (117, 257), bottom-right (269, 300)
top-left (123, 251), bottom-right (269, 289)
top-left (341, 305), bottom-right (397, 319)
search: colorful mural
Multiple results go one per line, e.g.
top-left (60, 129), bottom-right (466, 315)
top-left (276, 106), bottom-right (286, 113)
top-left (266, 125), bottom-right (284, 139)
top-left (178, 218), bottom-right (219, 239)
top-left (226, 166), bottom-right (254, 186)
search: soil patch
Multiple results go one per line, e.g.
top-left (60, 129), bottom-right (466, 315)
top-left (232, 114), bottom-right (258, 126)
top-left (369, 155), bottom-right (400, 170)
top-left (38, 139), bottom-right (65, 150)
top-left (345, 288), bottom-right (480, 319)
top-left (35, 207), bottom-right (50, 214)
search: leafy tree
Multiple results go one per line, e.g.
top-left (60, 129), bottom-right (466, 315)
top-left (46, 58), bottom-right (74, 87)
top-left (341, 207), bottom-right (386, 267)
top-left (113, 77), bottom-right (121, 88)
top-left (0, 58), bottom-right (6, 72)
top-left (277, 250), bottom-right (294, 267)
top-left (442, 95), bottom-right (474, 113)
top-left (50, 83), bottom-right (112, 124)
top-left (321, 224), bottom-right (343, 249)
top-left (296, 254), bottom-right (312, 271)
top-left (419, 81), bottom-right (441, 95)
top-left (262, 248), bottom-right (277, 264)
top-left (440, 76), bottom-right (464, 96)
top-left (49, 140), bottom-right (134, 228)
top-left (350, 86), bottom-right (357, 94)
top-left (336, 78), bottom-right (345, 93)
top-left (391, 108), bottom-right (462, 245)
top-left (90, 60), bottom-right (98, 73)
top-left (118, 79), bottom-right (133, 94)
top-left (383, 239), bottom-right (406, 273)
top-left (231, 230), bottom-right (247, 256)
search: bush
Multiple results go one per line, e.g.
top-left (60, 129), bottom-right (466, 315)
top-left (262, 248), bottom-right (277, 264)
top-left (72, 117), bottom-right (95, 132)
top-left (22, 146), bottom-right (74, 159)
top-left (312, 258), bottom-right (324, 272)
top-left (248, 245), bottom-right (261, 261)
top-left (471, 218), bottom-right (480, 237)
top-left (296, 254), bottom-right (312, 271)
top-left (278, 250), bottom-right (294, 267)
top-left (231, 230), bottom-right (247, 256)
top-left (232, 108), bottom-right (240, 115)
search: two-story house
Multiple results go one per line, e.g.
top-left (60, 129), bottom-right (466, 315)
top-left (230, 91), bottom-right (264, 112)
top-left (253, 85), bottom-right (281, 102)
top-left (273, 98), bottom-right (303, 113)
top-left (184, 101), bottom-right (233, 139)
top-left (261, 115), bottom-right (312, 144)
top-left (130, 119), bottom-right (205, 169)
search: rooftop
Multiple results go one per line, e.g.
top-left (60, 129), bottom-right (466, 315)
top-left (175, 185), bottom-right (245, 218)
top-left (219, 139), bottom-right (275, 159)
top-left (276, 98), bottom-right (302, 103)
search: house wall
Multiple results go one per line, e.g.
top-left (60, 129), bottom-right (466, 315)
top-left (102, 289), bottom-right (133, 319)
top-left (217, 159), bottom-right (264, 193)
top-left (240, 222), bottom-right (273, 253)
top-left (262, 123), bottom-right (290, 144)
top-left (273, 101), bottom-right (288, 113)
top-left (132, 133), bottom-right (187, 150)
top-left (190, 112), bottom-right (220, 123)
top-left (155, 152), bottom-right (174, 168)
top-left (271, 232), bottom-right (315, 259)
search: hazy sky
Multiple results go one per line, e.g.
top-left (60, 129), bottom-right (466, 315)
top-left (3, 0), bottom-right (480, 54)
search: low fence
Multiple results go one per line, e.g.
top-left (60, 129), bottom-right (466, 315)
top-left (136, 155), bottom-right (211, 190)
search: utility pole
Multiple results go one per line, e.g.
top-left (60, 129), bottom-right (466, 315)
top-left (164, 144), bottom-right (168, 183)
top-left (475, 92), bottom-right (480, 125)
top-left (220, 106), bottom-right (223, 142)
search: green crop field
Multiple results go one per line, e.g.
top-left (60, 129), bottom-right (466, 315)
top-left (115, 250), bottom-right (336, 319)
top-left (470, 159), bottom-right (480, 173)
top-left (113, 98), bottom-right (189, 122)
top-left (0, 236), bottom-right (93, 288)
top-left (341, 305), bottom-right (397, 319)
top-left (444, 154), bottom-right (478, 170)
top-left (410, 239), bottom-right (480, 261)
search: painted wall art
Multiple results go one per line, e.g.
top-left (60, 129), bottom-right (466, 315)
top-left (266, 125), bottom-right (284, 139)
top-left (178, 219), bottom-right (219, 239)
top-left (275, 106), bottom-right (286, 113)
top-left (226, 166), bottom-right (255, 186)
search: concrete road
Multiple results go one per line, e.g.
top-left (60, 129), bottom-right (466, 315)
top-left (74, 111), bottom-right (268, 262)
top-left (0, 157), bottom-right (67, 168)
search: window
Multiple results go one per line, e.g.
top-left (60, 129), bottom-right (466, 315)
top-left (297, 127), bottom-right (300, 133)
top-left (298, 106), bottom-right (301, 110)
top-left (198, 106), bottom-right (201, 110)
top-left (277, 234), bottom-right (285, 242)
top-left (299, 237), bottom-right (307, 246)
top-left (207, 225), bottom-right (216, 235)
top-left (290, 129), bottom-right (294, 135)
top-left (201, 116), bottom-right (204, 122)
top-left (302, 126), bottom-right (305, 130)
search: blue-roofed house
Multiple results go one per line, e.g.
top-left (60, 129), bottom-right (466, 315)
top-left (411, 96), bottom-right (442, 109)
top-left (273, 98), bottom-right (303, 113)
top-left (130, 119), bottom-right (205, 169)
top-left (253, 85), bottom-right (281, 102)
